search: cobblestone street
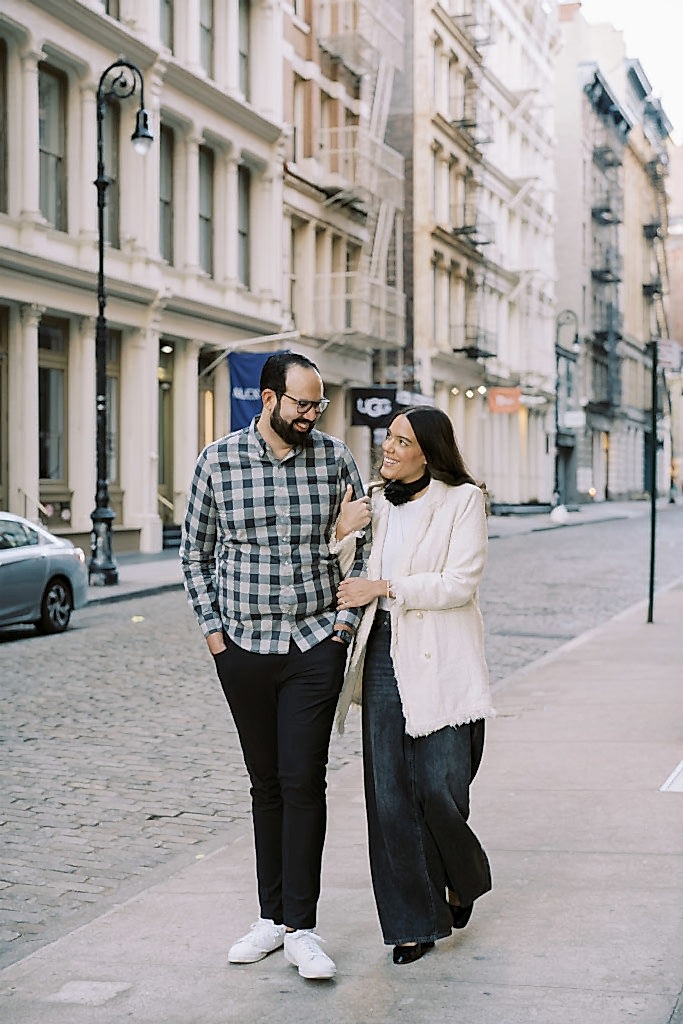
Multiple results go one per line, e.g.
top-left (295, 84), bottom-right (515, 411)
top-left (1, 504), bottom-right (682, 967)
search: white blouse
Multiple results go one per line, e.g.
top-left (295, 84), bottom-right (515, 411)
top-left (379, 492), bottom-right (428, 610)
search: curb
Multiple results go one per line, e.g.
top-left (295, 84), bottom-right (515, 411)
top-left (86, 581), bottom-right (183, 607)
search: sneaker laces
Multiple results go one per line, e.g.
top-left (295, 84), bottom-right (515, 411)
top-left (292, 931), bottom-right (328, 959)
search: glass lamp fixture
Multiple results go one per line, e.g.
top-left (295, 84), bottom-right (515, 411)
top-left (132, 107), bottom-right (154, 155)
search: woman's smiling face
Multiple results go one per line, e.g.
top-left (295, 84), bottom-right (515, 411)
top-left (381, 415), bottom-right (427, 484)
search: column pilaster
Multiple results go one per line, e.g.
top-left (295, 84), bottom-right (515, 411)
top-left (69, 317), bottom-right (97, 532)
top-left (224, 153), bottom-right (239, 286)
top-left (20, 50), bottom-right (44, 222)
top-left (183, 135), bottom-right (201, 273)
top-left (10, 305), bottom-right (44, 518)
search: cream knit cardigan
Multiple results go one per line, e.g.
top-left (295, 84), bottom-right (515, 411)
top-left (336, 479), bottom-right (494, 738)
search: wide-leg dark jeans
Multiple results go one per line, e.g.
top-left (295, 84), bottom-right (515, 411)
top-left (214, 633), bottom-right (347, 931)
top-left (362, 611), bottom-right (492, 946)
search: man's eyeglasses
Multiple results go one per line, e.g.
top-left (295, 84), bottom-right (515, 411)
top-left (281, 393), bottom-right (330, 415)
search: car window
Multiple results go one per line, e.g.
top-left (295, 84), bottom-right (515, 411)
top-left (0, 521), bottom-right (39, 550)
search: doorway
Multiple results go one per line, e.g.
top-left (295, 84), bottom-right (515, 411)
top-left (157, 341), bottom-right (174, 526)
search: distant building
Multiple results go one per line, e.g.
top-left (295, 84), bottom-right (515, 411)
top-left (281, 0), bottom-right (407, 481)
top-left (555, 3), bottom-right (673, 501)
top-left (388, 0), bottom-right (559, 507)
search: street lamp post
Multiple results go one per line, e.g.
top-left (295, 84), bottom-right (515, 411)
top-left (89, 60), bottom-right (153, 586)
top-left (646, 337), bottom-right (658, 623)
top-left (554, 309), bottom-right (580, 506)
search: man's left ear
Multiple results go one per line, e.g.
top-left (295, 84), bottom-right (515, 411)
top-left (261, 388), bottom-right (276, 412)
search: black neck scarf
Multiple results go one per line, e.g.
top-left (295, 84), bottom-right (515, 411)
top-left (383, 470), bottom-right (431, 507)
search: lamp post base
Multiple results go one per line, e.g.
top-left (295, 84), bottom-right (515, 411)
top-left (89, 507), bottom-right (119, 586)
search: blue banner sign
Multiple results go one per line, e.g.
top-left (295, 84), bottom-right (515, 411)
top-left (227, 351), bottom-right (282, 430)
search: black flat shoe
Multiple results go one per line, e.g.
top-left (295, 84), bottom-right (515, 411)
top-left (392, 941), bottom-right (434, 965)
top-left (449, 902), bottom-right (473, 929)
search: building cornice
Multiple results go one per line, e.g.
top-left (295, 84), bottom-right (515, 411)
top-left (0, 246), bottom-right (155, 306)
top-left (163, 64), bottom-right (282, 144)
top-left (26, 0), bottom-right (157, 70)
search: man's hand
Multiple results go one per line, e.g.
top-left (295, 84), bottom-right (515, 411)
top-left (207, 632), bottom-right (227, 656)
top-left (336, 485), bottom-right (372, 540)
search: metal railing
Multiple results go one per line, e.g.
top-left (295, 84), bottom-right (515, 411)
top-left (314, 272), bottom-right (406, 348)
top-left (591, 248), bottom-right (623, 282)
top-left (17, 487), bottom-right (51, 523)
top-left (451, 324), bottom-right (498, 359)
top-left (451, 205), bottom-right (495, 246)
top-left (157, 492), bottom-right (174, 513)
top-left (317, 0), bottom-right (404, 73)
top-left (591, 190), bottom-right (623, 224)
top-left (316, 125), bottom-right (404, 208)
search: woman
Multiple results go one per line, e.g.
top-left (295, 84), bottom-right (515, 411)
top-left (335, 407), bottom-right (493, 965)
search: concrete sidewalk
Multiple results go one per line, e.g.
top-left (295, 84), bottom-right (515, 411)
top-left (2, 581), bottom-right (681, 1023)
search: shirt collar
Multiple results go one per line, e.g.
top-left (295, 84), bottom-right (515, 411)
top-left (249, 416), bottom-right (304, 461)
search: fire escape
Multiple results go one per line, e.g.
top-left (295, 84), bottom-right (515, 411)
top-left (448, 3), bottom-right (496, 363)
top-left (586, 72), bottom-right (630, 416)
top-left (642, 151), bottom-right (670, 476)
top-left (642, 154), bottom-right (668, 327)
top-left (315, 0), bottom-right (405, 353)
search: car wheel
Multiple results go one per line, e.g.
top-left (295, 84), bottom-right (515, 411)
top-left (38, 577), bottom-right (73, 634)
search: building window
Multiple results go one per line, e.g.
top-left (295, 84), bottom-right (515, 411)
top-left (289, 224), bottom-right (298, 325)
top-left (238, 0), bottom-right (250, 98)
top-left (104, 0), bottom-right (121, 17)
top-left (387, 218), bottom-right (397, 288)
top-left (159, 124), bottom-right (174, 263)
top-left (106, 330), bottom-right (121, 484)
top-left (199, 145), bottom-right (214, 276)
top-left (0, 40), bottom-right (7, 214)
top-left (38, 65), bottom-right (67, 231)
top-left (200, 0), bottom-right (214, 77)
top-left (38, 319), bottom-right (68, 483)
top-left (292, 75), bottom-right (305, 163)
top-left (0, 306), bottom-right (8, 511)
top-left (198, 352), bottom-right (216, 449)
top-left (103, 100), bottom-right (120, 248)
top-left (160, 0), bottom-right (174, 51)
top-left (345, 244), bottom-right (360, 329)
top-left (237, 164), bottom-right (251, 288)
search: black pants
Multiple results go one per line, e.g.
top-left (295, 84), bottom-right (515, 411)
top-left (214, 634), bottom-right (347, 930)
top-left (362, 611), bottom-right (491, 945)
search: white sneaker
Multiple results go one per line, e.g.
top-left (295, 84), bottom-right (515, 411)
top-left (284, 929), bottom-right (336, 979)
top-left (228, 918), bottom-right (286, 963)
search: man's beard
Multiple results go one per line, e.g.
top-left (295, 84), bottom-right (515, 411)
top-left (270, 400), bottom-right (314, 448)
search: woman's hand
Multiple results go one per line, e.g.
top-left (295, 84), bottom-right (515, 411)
top-left (336, 485), bottom-right (372, 540)
top-left (337, 576), bottom-right (386, 609)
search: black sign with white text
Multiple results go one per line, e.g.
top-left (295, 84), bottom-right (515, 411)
top-left (350, 388), bottom-right (397, 427)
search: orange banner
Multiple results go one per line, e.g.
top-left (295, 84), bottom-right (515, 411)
top-left (487, 387), bottom-right (521, 413)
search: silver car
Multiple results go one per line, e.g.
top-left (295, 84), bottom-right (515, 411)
top-left (0, 512), bottom-right (89, 633)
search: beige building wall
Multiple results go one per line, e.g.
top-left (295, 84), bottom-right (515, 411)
top-left (0, 0), bottom-right (286, 551)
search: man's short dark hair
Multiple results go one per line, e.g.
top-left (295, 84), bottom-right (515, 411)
top-left (260, 351), bottom-right (320, 396)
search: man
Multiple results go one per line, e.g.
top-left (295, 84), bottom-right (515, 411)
top-left (181, 351), bottom-right (370, 981)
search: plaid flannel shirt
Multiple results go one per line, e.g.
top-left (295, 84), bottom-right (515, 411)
top-left (181, 418), bottom-right (370, 654)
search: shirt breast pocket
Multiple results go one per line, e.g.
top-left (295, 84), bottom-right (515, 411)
top-left (290, 470), bottom-right (337, 533)
top-left (217, 486), bottom-right (273, 540)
